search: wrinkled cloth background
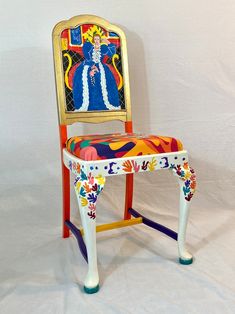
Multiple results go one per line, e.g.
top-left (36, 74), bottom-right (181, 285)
top-left (0, 0), bottom-right (235, 313)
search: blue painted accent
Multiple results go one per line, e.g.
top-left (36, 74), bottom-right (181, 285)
top-left (160, 157), bottom-right (169, 168)
top-left (80, 170), bottom-right (87, 180)
top-left (73, 42), bottom-right (120, 111)
top-left (65, 220), bottom-right (88, 263)
top-left (108, 162), bottom-right (117, 174)
top-left (90, 166), bottom-right (94, 170)
top-left (109, 32), bottom-right (118, 37)
top-left (179, 257), bottom-right (193, 265)
top-left (93, 142), bottom-right (135, 159)
top-left (70, 27), bottom-right (82, 46)
top-left (84, 284), bottom-right (99, 294)
top-left (129, 208), bottom-right (178, 241)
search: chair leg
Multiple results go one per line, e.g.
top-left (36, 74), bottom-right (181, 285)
top-left (172, 163), bottom-right (196, 264)
top-left (178, 180), bottom-right (193, 264)
top-left (62, 164), bottom-right (70, 238)
top-left (124, 173), bottom-right (134, 220)
top-left (74, 174), bottom-right (106, 294)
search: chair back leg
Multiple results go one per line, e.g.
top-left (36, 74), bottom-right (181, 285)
top-left (60, 125), bottom-right (70, 238)
top-left (62, 164), bottom-right (70, 238)
top-left (124, 173), bottom-right (133, 220)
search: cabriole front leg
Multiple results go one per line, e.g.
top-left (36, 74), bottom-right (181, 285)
top-left (171, 163), bottom-right (196, 265)
top-left (74, 173), bottom-right (106, 293)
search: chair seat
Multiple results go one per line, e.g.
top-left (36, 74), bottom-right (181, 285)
top-left (66, 133), bottom-right (183, 161)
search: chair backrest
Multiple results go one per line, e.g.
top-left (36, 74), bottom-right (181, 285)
top-left (52, 15), bottom-right (132, 126)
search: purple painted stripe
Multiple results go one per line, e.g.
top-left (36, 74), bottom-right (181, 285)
top-left (65, 220), bottom-right (88, 263)
top-left (128, 208), bottom-right (178, 241)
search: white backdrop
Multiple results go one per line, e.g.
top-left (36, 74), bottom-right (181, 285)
top-left (0, 1), bottom-right (235, 313)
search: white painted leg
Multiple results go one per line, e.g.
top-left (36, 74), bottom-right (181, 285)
top-left (178, 179), bottom-right (193, 264)
top-left (74, 173), bottom-right (106, 293)
top-left (172, 163), bottom-right (196, 265)
top-left (78, 200), bottom-right (99, 291)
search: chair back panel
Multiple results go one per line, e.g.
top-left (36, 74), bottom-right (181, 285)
top-left (53, 15), bottom-right (132, 125)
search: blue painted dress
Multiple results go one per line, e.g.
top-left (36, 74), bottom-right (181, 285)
top-left (73, 41), bottom-right (120, 111)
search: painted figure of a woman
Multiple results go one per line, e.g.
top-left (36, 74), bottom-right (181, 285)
top-left (72, 33), bottom-right (120, 111)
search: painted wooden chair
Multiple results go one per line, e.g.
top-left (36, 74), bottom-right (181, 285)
top-left (52, 15), bottom-right (196, 294)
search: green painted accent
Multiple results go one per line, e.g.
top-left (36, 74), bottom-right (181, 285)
top-left (84, 284), bottom-right (99, 294)
top-left (70, 142), bottom-right (75, 151)
top-left (80, 140), bottom-right (91, 148)
top-left (99, 142), bottom-right (110, 145)
top-left (179, 257), bottom-right (193, 265)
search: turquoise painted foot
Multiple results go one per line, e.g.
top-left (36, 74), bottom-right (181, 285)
top-left (84, 284), bottom-right (99, 294)
top-left (179, 257), bottom-right (193, 265)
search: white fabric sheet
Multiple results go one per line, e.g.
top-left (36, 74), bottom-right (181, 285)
top-left (0, 0), bottom-right (235, 313)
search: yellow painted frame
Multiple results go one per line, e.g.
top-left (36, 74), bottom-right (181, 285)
top-left (52, 15), bottom-right (132, 125)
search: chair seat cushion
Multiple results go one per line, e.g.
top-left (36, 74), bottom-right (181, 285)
top-left (66, 133), bottom-right (183, 161)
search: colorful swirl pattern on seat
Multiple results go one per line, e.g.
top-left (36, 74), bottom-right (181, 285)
top-left (66, 133), bottom-right (184, 161)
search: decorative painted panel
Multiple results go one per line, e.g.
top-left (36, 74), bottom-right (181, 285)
top-left (63, 149), bottom-right (189, 178)
top-left (63, 149), bottom-right (196, 202)
top-left (61, 24), bottom-right (125, 112)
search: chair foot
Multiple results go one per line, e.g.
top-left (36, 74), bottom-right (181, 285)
top-left (179, 256), bottom-right (193, 265)
top-left (84, 270), bottom-right (99, 293)
top-left (179, 251), bottom-right (193, 265)
top-left (84, 284), bottom-right (100, 294)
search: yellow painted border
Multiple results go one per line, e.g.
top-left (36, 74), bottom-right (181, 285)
top-left (52, 15), bottom-right (132, 125)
